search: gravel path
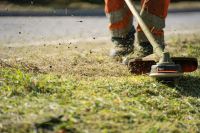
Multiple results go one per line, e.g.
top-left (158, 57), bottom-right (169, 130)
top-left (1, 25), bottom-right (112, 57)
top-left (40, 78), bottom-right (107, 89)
top-left (0, 12), bottom-right (200, 46)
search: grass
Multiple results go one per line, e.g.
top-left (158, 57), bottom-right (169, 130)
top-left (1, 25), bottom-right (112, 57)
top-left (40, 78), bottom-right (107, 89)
top-left (0, 34), bottom-right (200, 133)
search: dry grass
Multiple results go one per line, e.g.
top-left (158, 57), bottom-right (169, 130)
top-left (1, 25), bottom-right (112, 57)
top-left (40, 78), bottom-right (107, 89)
top-left (1, 33), bottom-right (200, 76)
top-left (0, 40), bottom-right (129, 79)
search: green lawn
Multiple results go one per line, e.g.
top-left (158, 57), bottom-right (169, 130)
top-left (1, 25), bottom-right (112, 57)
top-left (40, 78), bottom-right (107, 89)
top-left (0, 34), bottom-right (200, 133)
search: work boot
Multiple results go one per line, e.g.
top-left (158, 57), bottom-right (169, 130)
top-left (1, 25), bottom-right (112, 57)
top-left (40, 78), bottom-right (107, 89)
top-left (110, 27), bottom-right (135, 59)
top-left (123, 20), bottom-right (165, 65)
top-left (123, 42), bottom-right (153, 65)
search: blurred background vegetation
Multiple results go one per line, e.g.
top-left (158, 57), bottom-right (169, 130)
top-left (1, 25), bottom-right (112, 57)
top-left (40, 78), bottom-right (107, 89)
top-left (1, 0), bottom-right (200, 11)
top-left (4, 0), bottom-right (102, 5)
top-left (4, 0), bottom-right (200, 5)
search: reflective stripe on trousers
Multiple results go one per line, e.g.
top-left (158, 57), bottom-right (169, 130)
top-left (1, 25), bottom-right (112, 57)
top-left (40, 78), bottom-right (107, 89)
top-left (105, 0), bottom-right (133, 38)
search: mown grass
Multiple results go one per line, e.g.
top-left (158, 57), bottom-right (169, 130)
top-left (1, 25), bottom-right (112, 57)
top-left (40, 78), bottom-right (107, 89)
top-left (0, 34), bottom-right (200, 133)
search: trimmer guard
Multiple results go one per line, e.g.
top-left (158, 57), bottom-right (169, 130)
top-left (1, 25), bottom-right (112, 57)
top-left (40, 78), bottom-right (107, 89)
top-left (128, 57), bottom-right (198, 75)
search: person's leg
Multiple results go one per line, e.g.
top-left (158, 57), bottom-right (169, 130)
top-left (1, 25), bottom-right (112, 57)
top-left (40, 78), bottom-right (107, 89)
top-left (104, 0), bottom-right (135, 57)
top-left (126, 0), bottom-right (170, 61)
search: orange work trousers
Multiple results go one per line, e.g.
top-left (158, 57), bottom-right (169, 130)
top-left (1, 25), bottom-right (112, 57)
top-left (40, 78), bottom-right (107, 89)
top-left (104, 0), bottom-right (170, 38)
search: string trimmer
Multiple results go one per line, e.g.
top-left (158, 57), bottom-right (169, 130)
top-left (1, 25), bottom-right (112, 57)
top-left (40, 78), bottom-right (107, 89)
top-left (124, 0), bottom-right (198, 80)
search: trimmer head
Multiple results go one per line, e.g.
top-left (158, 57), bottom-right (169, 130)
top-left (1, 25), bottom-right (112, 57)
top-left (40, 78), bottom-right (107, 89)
top-left (149, 61), bottom-right (183, 79)
top-left (149, 52), bottom-right (183, 79)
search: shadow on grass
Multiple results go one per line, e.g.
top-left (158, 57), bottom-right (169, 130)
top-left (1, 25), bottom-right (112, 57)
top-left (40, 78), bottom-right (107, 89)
top-left (174, 76), bottom-right (200, 98)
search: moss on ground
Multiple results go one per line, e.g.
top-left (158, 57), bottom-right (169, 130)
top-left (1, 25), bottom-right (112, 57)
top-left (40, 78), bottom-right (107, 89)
top-left (0, 34), bottom-right (200, 133)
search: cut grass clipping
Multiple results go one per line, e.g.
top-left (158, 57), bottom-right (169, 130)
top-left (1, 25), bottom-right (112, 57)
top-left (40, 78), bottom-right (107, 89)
top-left (0, 34), bottom-right (200, 133)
